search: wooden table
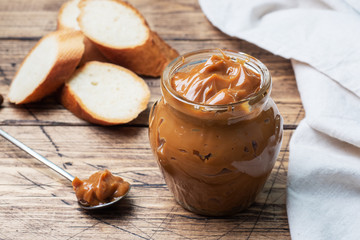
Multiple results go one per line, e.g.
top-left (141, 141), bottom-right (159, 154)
top-left (0, 0), bottom-right (304, 239)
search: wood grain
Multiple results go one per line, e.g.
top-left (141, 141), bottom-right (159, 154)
top-left (0, 126), bottom-right (292, 239)
top-left (0, 0), bottom-right (303, 239)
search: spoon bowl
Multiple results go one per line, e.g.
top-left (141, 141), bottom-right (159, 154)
top-left (79, 184), bottom-right (131, 210)
top-left (0, 128), bottom-right (130, 210)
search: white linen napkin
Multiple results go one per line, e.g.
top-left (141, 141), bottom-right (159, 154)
top-left (198, 0), bottom-right (360, 239)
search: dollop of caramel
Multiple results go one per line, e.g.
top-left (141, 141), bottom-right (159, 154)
top-left (171, 53), bottom-right (261, 105)
top-left (72, 169), bottom-right (130, 207)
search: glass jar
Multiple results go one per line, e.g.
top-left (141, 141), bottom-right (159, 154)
top-left (148, 49), bottom-right (283, 216)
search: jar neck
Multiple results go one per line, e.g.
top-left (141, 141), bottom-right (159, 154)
top-left (161, 49), bottom-right (272, 122)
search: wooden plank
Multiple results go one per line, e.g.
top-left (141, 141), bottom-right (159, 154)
top-left (0, 125), bottom-right (292, 159)
top-left (0, 38), bottom-right (303, 127)
top-left (0, 125), bottom-right (292, 239)
top-left (0, 12), bottom-right (57, 39)
top-left (0, 0), bottom-right (226, 40)
top-left (0, 0), bottom-right (65, 11)
top-left (0, 39), bottom-right (295, 81)
top-left (0, 0), bottom-right (198, 12)
top-left (0, 39), bottom-right (297, 88)
top-left (0, 101), bottom-right (304, 129)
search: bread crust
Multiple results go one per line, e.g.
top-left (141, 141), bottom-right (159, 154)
top-left (78, 36), bottom-right (108, 66)
top-left (78, 0), bottom-right (179, 77)
top-left (60, 61), bottom-right (150, 125)
top-left (9, 30), bottom-right (84, 104)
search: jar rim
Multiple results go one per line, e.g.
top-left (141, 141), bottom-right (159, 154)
top-left (161, 49), bottom-right (271, 111)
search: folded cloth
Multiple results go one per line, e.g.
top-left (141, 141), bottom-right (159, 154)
top-left (198, 0), bottom-right (360, 239)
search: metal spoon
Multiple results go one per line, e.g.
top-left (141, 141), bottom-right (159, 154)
top-left (0, 128), bottom-right (130, 210)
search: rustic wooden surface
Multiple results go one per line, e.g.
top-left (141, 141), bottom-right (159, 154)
top-left (0, 0), bottom-right (304, 239)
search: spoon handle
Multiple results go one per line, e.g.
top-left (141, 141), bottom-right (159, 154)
top-left (0, 128), bottom-right (75, 182)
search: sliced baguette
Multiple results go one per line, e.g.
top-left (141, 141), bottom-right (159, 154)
top-left (57, 0), bottom-right (107, 66)
top-left (77, 0), bottom-right (179, 77)
top-left (8, 30), bottom-right (84, 104)
top-left (57, 0), bottom-right (81, 30)
top-left (60, 61), bottom-right (150, 125)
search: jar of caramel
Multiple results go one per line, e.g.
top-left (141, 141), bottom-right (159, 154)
top-left (149, 49), bottom-right (283, 216)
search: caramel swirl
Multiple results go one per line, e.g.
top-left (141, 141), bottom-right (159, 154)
top-left (171, 54), bottom-right (261, 105)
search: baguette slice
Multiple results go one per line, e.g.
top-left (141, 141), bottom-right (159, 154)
top-left (8, 30), bottom-right (84, 104)
top-left (57, 0), bottom-right (107, 66)
top-left (57, 0), bottom-right (81, 30)
top-left (78, 0), bottom-right (179, 77)
top-left (60, 61), bottom-right (150, 125)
